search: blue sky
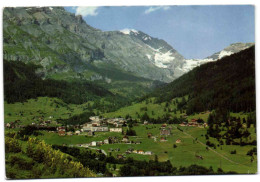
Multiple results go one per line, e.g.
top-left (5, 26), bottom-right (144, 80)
top-left (65, 5), bottom-right (254, 59)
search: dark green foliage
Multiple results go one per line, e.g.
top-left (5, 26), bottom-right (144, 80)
top-left (148, 46), bottom-right (255, 114)
top-left (230, 150), bottom-right (237, 154)
top-left (61, 111), bottom-right (95, 125)
top-left (5, 137), bottom-right (22, 153)
top-left (18, 125), bottom-right (56, 138)
top-left (206, 111), bottom-right (256, 146)
top-left (247, 147), bottom-right (257, 156)
top-left (52, 145), bottom-right (107, 174)
top-left (119, 159), bottom-right (173, 176)
top-left (126, 128), bottom-right (137, 136)
top-left (9, 155), bottom-right (34, 170)
top-left (177, 165), bottom-right (215, 175)
top-left (4, 60), bottom-right (129, 110)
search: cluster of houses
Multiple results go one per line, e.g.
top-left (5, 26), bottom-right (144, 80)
top-left (77, 135), bottom-right (142, 148)
top-left (5, 118), bottom-right (57, 129)
top-left (56, 116), bottom-right (125, 136)
top-left (5, 120), bottom-right (23, 129)
top-left (179, 119), bottom-right (208, 127)
top-left (90, 136), bottom-right (141, 146)
top-left (125, 148), bottom-right (153, 155)
top-left (160, 124), bottom-right (172, 136)
top-left (116, 149), bottom-right (153, 159)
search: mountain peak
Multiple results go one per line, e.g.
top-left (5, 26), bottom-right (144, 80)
top-left (120, 29), bottom-right (139, 35)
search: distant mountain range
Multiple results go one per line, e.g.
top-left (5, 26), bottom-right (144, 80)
top-left (147, 46), bottom-right (255, 114)
top-left (4, 7), bottom-right (254, 84)
top-left (180, 42), bottom-right (254, 73)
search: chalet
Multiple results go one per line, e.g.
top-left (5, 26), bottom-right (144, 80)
top-left (110, 128), bottom-right (122, 133)
top-left (176, 139), bottom-right (182, 143)
top-left (58, 130), bottom-right (66, 136)
top-left (113, 122), bottom-right (123, 128)
top-left (191, 119), bottom-right (198, 123)
top-left (88, 131), bottom-right (94, 136)
top-left (143, 121), bottom-right (148, 125)
top-left (117, 154), bottom-right (124, 159)
top-left (6, 123), bottom-right (11, 128)
top-left (160, 137), bottom-right (167, 142)
top-left (122, 136), bottom-right (129, 143)
top-left (67, 131), bottom-right (73, 136)
top-left (117, 118), bottom-right (126, 123)
top-left (91, 141), bottom-right (97, 146)
top-left (145, 151), bottom-right (152, 155)
top-left (89, 116), bottom-right (100, 122)
top-left (179, 122), bottom-right (187, 127)
top-left (82, 123), bottom-right (92, 132)
top-left (104, 139), bottom-right (109, 144)
top-left (135, 141), bottom-right (141, 144)
top-left (92, 123), bottom-right (99, 127)
top-left (137, 150), bottom-right (144, 154)
top-left (99, 127), bottom-right (109, 132)
top-left (91, 126), bottom-right (108, 132)
top-left (96, 141), bottom-right (103, 146)
top-left (147, 133), bottom-right (152, 138)
top-left (188, 120), bottom-right (199, 126)
top-left (125, 151), bottom-right (131, 154)
top-left (126, 148), bottom-right (134, 153)
top-left (152, 136), bottom-right (157, 142)
top-left (160, 128), bottom-right (171, 136)
top-left (57, 126), bottom-right (65, 131)
top-left (75, 130), bottom-right (81, 135)
top-left (161, 124), bottom-right (167, 128)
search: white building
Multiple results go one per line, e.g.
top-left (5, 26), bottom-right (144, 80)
top-left (110, 128), bottom-right (122, 133)
top-left (91, 141), bottom-right (97, 146)
top-left (145, 151), bottom-right (152, 155)
top-left (75, 130), bottom-right (81, 135)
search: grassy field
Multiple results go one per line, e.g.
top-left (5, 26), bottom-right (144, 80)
top-left (4, 97), bottom-right (94, 125)
top-left (102, 97), bottom-right (184, 119)
top-left (30, 123), bottom-right (257, 174)
top-left (4, 96), bottom-right (257, 174)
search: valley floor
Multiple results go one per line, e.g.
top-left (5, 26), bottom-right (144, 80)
top-left (4, 96), bottom-right (257, 176)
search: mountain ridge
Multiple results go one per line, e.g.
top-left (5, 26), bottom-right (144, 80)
top-left (3, 7), bottom-right (254, 84)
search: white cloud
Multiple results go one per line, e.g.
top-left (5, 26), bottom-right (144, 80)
top-left (144, 6), bottom-right (170, 14)
top-left (75, 6), bottom-right (99, 17)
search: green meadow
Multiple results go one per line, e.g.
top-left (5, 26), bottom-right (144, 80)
top-left (23, 123), bottom-right (257, 174)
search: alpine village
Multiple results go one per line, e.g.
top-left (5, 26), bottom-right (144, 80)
top-left (3, 7), bottom-right (257, 179)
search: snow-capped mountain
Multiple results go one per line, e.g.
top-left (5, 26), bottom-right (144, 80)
top-left (3, 7), bottom-right (254, 84)
top-left (180, 43), bottom-right (254, 73)
top-left (118, 29), bottom-right (185, 80)
top-left (207, 43), bottom-right (254, 60)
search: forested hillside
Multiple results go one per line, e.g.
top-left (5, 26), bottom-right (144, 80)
top-left (4, 60), bottom-right (128, 111)
top-left (147, 46), bottom-right (255, 114)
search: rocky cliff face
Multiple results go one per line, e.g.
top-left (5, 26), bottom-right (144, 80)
top-left (3, 7), bottom-right (186, 83)
top-left (3, 7), bottom-right (254, 83)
